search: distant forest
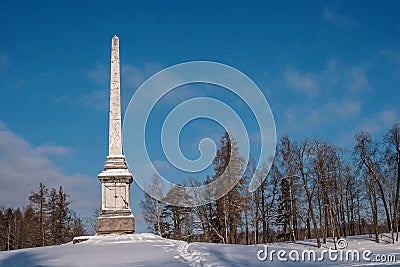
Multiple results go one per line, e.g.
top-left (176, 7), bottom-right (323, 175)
top-left (0, 184), bottom-right (86, 251)
top-left (141, 123), bottom-right (400, 248)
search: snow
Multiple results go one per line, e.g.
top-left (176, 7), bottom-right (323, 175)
top-left (0, 233), bottom-right (399, 266)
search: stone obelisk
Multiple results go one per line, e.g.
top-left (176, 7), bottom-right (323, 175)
top-left (97, 35), bottom-right (135, 234)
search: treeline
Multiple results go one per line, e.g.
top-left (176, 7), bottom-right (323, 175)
top-left (0, 183), bottom-right (86, 251)
top-left (141, 123), bottom-right (400, 247)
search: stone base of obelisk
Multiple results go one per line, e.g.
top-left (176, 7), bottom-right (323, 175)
top-left (97, 215), bottom-right (135, 235)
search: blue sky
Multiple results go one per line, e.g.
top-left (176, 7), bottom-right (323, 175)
top-left (0, 1), bottom-right (399, 232)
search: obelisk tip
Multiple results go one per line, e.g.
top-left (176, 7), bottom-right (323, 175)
top-left (112, 35), bottom-right (119, 47)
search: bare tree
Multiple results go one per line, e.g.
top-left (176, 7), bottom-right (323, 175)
top-left (384, 123), bottom-right (400, 241)
top-left (295, 139), bottom-right (321, 248)
top-left (354, 131), bottom-right (394, 243)
top-left (140, 174), bottom-right (166, 237)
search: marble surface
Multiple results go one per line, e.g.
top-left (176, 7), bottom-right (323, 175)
top-left (108, 35), bottom-right (122, 156)
top-left (97, 216), bottom-right (135, 234)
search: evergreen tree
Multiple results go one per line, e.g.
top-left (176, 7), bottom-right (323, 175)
top-left (211, 132), bottom-right (245, 244)
top-left (29, 182), bottom-right (48, 246)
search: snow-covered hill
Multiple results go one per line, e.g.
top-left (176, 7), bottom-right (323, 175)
top-left (0, 233), bottom-right (399, 266)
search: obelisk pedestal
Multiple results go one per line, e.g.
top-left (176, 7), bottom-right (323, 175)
top-left (97, 36), bottom-right (135, 235)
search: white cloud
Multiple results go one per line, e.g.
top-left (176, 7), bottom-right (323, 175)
top-left (122, 63), bottom-right (162, 89)
top-left (85, 61), bottom-right (163, 91)
top-left (348, 67), bottom-right (370, 91)
top-left (323, 7), bottom-right (360, 28)
top-left (278, 99), bottom-right (362, 141)
top-left (378, 49), bottom-right (400, 75)
top-left (283, 60), bottom-right (371, 95)
top-left (328, 100), bottom-right (361, 118)
top-left (0, 121), bottom-right (97, 213)
top-left (283, 67), bottom-right (320, 95)
top-left (379, 49), bottom-right (400, 63)
top-left (52, 89), bottom-right (108, 111)
top-left (381, 109), bottom-right (398, 125)
top-left (85, 62), bottom-right (108, 85)
top-left (35, 145), bottom-right (72, 156)
top-left (270, 58), bottom-right (378, 148)
top-left (77, 89), bottom-right (108, 110)
top-left (0, 52), bottom-right (11, 70)
top-left (352, 111), bottom-right (396, 137)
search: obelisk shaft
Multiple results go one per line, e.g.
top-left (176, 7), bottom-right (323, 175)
top-left (97, 35), bottom-right (135, 234)
top-left (109, 36), bottom-right (122, 156)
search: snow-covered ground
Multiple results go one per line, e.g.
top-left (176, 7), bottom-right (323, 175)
top-left (0, 233), bottom-right (399, 266)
